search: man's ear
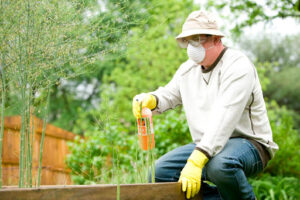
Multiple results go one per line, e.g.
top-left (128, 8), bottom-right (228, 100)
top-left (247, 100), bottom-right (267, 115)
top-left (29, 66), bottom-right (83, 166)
top-left (213, 36), bottom-right (221, 44)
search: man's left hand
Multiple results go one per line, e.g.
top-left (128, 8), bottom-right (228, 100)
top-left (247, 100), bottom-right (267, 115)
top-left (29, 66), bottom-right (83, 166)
top-left (178, 150), bottom-right (209, 199)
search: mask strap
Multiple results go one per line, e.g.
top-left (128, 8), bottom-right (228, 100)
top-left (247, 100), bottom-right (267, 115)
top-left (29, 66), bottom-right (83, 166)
top-left (205, 45), bottom-right (214, 51)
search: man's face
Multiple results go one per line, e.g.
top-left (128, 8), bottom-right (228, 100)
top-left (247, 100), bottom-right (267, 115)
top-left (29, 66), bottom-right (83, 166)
top-left (184, 34), bottom-right (216, 65)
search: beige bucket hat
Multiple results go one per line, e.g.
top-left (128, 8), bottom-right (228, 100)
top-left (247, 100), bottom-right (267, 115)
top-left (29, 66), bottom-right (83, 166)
top-left (176, 11), bottom-right (225, 48)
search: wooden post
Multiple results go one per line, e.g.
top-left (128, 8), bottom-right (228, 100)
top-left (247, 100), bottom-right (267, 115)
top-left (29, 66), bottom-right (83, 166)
top-left (0, 182), bottom-right (203, 200)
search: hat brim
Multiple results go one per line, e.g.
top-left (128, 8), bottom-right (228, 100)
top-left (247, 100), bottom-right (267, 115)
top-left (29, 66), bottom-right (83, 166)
top-left (176, 29), bottom-right (225, 48)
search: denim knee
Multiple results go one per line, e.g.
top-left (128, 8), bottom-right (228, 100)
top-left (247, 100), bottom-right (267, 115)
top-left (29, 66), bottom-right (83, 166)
top-left (206, 156), bottom-right (241, 185)
top-left (206, 156), bottom-right (256, 200)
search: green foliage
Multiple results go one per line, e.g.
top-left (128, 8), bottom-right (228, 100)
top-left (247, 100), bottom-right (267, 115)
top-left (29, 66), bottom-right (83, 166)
top-left (1, 0), bottom-right (93, 117)
top-left (255, 62), bottom-right (272, 92)
top-left (96, 0), bottom-right (194, 134)
top-left (249, 62), bottom-right (300, 178)
top-left (67, 123), bottom-right (137, 184)
top-left (1, 0), bottom-right (150, 130)
top-left (239, 34), bottom-right (300, 127)
top-left (266, 68), bottom-right (300, 113)
top-left (67, 0), bottom-right (196, 184)
top-left (265, 100), bottom-right (300, 178)
top-left (45, 0), bottom-right (171, 130)
top-left (205, 0), bottom-right (300, 36)
top-left (240, 34), bottom-right (300, 70)
top-left (154, 109), bottom-right (191, 157)
top-left (250, 174), bottom-right (300, 200)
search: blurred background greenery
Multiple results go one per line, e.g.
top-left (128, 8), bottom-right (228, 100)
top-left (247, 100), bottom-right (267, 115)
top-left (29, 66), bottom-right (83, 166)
top-left (1, 0), bottom-right (300, 199)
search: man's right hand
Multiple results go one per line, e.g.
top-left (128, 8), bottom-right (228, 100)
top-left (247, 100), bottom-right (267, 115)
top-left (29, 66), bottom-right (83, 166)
top-left (132, 93), bottom-right (157, 118)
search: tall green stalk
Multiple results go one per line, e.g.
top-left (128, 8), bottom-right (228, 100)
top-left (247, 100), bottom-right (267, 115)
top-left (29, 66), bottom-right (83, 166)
top-left (25, 0), bottom-right (32, 188)
top-left (134, 123), bottom-right (142, 183)
top-left (18, 23), bottom-right (27, 187)
top-left (19, 80), bottom-right (26, 188)
top-left (146, 117), bottom-right (155, 183)
top-left (0, 0), bottom-right (4, 188)
top-left (116, 149), bottom-right (120, 200)
top-left (29, 112), bottom-right (34, 187)
top-left (0, 54), bottom-right (6, 188)
top-left (140, 144), bottom-right (146, 183)
top-left (145, 117), bottom-right (155, 183)
top-left (37, 87), bottom-right (50, 187)
top-left (25, 85), bottom-right (32, 187)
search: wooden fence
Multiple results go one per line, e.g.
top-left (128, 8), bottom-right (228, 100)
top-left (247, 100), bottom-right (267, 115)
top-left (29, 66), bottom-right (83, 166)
top-left (1, 116), bottom-right (76, 186)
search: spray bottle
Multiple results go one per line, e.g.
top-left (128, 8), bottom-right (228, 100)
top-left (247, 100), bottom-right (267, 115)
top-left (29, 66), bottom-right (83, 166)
top-left (137, 108), bottom-right (155, 150)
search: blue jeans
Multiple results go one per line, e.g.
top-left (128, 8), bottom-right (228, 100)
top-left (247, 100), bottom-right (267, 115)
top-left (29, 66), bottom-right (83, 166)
top-left (149, 138), bottom-right (263, 200)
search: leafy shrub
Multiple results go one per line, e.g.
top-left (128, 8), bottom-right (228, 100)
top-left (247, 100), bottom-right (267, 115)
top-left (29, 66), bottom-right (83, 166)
top-left (66, 123), bottom-right (137, 184)
top-left (250, 174), bottom-right (300, 200)
top-left (67, 107), bottom-right (191, 184)
top-left (254, 62), bottom-right (300, 178)
top-left (265, 100), bottom-right (300, 178)
top-left (265, 67), bottom-right (300, 125)
top-left (153, 108), bottom-right (191, 157)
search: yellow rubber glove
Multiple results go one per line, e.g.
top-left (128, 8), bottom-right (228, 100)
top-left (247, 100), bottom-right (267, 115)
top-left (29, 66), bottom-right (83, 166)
top-left (132, 93), bottom-right (157, 118)
top-left (179, 150), bottom-right (209, 199)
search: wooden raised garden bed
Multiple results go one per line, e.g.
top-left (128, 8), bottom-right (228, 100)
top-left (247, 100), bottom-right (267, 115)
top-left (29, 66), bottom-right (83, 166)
top-left (0, 182), bottom-right (202, 200)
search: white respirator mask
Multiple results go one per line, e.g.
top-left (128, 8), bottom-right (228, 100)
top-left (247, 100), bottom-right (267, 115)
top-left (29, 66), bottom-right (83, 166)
top-left (187, 44), bottom-right (214, 64)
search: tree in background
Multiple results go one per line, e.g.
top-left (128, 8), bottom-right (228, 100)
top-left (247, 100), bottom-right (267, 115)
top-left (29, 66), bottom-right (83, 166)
top-left (239, 34), bottom-right (300, 126)
top-left (46, 0), bottom-right (151, 130)
top-left (73, 0), bottom-right (195, 134)
top-left (205, 0), bottom-right (300, 36)
top-left (239, 34), bottom-right (300, 70)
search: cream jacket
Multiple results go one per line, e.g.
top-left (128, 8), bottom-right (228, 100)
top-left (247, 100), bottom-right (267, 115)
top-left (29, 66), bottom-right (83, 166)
top-left (151, 48), bottom-right (278, 158)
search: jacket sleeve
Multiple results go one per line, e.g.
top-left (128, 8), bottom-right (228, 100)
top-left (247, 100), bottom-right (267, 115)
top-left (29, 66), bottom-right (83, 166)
top-left (149, 67), bottom-right (183, 114)
top-left (197, 56), bottom-right (256, 157)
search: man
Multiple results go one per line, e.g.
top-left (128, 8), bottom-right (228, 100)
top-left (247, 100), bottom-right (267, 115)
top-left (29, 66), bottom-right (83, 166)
top-left (132, 11), bottom-right (278, 200)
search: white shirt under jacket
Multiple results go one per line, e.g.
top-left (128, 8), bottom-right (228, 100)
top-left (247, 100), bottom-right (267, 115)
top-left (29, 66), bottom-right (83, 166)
top-left (150, 48), bottom-right (279, 158)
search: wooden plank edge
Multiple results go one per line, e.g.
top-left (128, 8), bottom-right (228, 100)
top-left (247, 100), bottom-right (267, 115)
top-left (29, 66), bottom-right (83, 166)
top-left (0, 182), bottom-right (202, 200)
